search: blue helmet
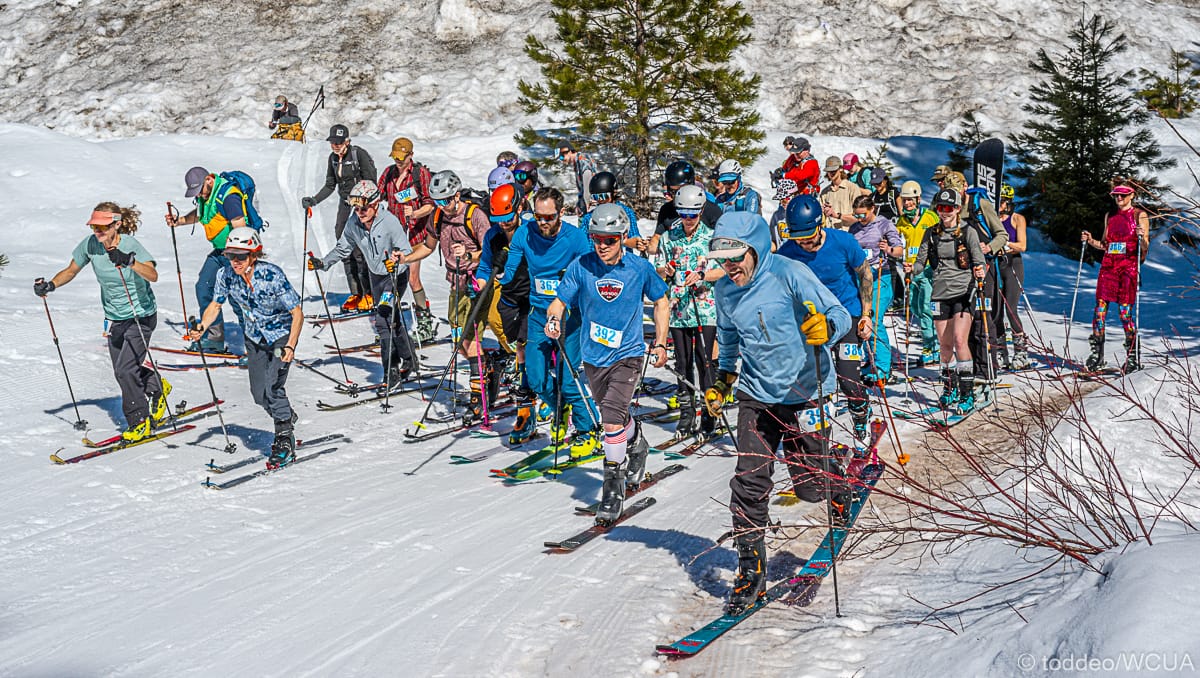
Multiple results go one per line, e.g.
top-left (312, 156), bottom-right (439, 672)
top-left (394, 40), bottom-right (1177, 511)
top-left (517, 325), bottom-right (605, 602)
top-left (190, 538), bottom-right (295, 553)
top-left (783, 194), bottom-right (823, 240)
top-left (488, 167), bottom-right (515, 192)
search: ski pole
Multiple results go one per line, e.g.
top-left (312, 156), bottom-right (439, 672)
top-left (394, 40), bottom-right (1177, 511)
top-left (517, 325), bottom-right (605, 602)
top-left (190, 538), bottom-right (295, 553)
top-left (474, 322), bottom-right (491, 432)
top-left (407, 346), bottom-right (461, 434)
top-left (165, 203), bottom-right (192, 328)
top-left (184, 321), bottom-right (237, 454)
top-left (307, 251), bottom-right (352, 385)
top-left (381, 256), bottom-right (403, 414)
top-left (1135, 231), bottom-right (1143, 369)
top-left (552, 345), bottom-right (563, 470)
top-left (300, 207), bottom-right (310, 312)
top-left (976, 271), bottom-right (995, 407)
top-left (37, 287), bottom-right (88, 430)
top-left (686, 285), bottom-right (738, 448)
top-left (113, 264), bottom-right (178, 432)
top-left (1064, 244), bottom-right (1086, 361)
top-left (803, 300), bottom-right (841, 617)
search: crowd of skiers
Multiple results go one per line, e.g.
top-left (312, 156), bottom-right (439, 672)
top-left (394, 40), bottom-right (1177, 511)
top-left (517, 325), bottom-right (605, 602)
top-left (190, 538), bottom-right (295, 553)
top-left (33, 119), bottom-right (1150, 617)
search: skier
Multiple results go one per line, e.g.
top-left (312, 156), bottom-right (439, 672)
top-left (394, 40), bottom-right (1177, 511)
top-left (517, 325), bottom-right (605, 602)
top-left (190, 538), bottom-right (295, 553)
top-left (268, 95), bottom-right (299, 130)
top-left (301, 124), bottom-right (377, 312)
top-left (780, 136), bottom-right (820, 195)
top-left (476, 184), bottom-right (537, 444)
top-left (377, 137), bottom-right (437, 343)
top-left (713, 160), bottom-right (761, 215)
top-left (948, 171), bottom-right (1008, 385)
top-left (166, 166), bottom-right (250, 354)
top-left (556, 141), bottom-right (599, 215)
top-left (895, 180), bottom-right (941, 366)
top-left (36, 204), bottom-right (169, 442)
top-left (778, 194), bottom-right (876, 440)
top-left (578, 171), bottom-right (644, 252)
top-left (185, 228), bottom-right (303, 467)
top-left (652, 160), bottom-right (722, 254)
top-left (547, 203), bottom-right (670, 523)
top-left (905, 188), bottom-right (987, 413)
top-left (513, 160), bottom-right (541, 196)
top-left (819, 156), bottom-right (867, 230)
top-left (704, 210), bottom-right (853, 615)
top-left (308, 180), bottom-right (416, 386)
top-left (496, 151), bottom-right (520, 169)
top-left (995, 184), bottom-right (1032, 370)
top-left (656, 185), bottom-right (726, 439)
top-left (268, 96), bottom-right (303, 142)
top-left (868, 168), bottom-right (901, 222)
top-left (498, 186), bottom-right (599, 455)
top-left (848, 195), bottom-right (905, 384)
top-left (1081, 181), bottom-right (1149, 373)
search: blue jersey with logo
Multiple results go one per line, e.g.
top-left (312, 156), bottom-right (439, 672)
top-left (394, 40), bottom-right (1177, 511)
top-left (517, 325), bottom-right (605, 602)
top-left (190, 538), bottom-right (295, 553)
top-left (778, 228), bottom-right (866, 317)
top-left (556, 251), bottom-right (667, 367)
top-left (499, 220), bottom-right (591, 311)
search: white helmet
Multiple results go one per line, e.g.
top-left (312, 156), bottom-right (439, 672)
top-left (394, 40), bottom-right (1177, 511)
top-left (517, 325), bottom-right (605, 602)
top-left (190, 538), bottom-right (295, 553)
top-left (429, 170), bottom-right (462, 200)
top-left (899, 180), bottom-right (921, 200)
top-left (349, 179), bottom-right (381, 204)
top-left (225, 227), bottom-right (262, 252)
top-left (717, 159), bottom-right (743, 179)
top-left (588, 203), bottom-right (630, 236)
top-left (674, 184), bottom-right (706, 211)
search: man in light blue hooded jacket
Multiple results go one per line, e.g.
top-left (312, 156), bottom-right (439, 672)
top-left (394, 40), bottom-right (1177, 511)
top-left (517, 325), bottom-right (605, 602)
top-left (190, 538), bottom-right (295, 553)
top-left (702, 211), bottom-right (853, 616)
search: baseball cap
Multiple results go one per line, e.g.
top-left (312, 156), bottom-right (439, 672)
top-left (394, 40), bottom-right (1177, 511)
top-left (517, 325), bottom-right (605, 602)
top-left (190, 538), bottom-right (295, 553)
top-left (555, 141), bottom-right (575, 159)
top-left (184, 166), bottom-right (209, 198)
top-left (823, 156), bottom-right (842, 173)
top-left (842, 153), bottom-right (859, 171)
top-left (326, 124), bottom-right (350, 143)
top-left (773, 179), bottom-right (799, 201)
top-left (390, 137), bottom-right (414, 160)
top-left (869, 168), bottom-right (886, 185)
top-left (785, 136), bottom-right (811, 153)
top-left (932, 188), bottom-right (961, 208)
top-left (931, 165), bottom-right (950, 181)
top-left (708, 236), bottom-right (751, 261)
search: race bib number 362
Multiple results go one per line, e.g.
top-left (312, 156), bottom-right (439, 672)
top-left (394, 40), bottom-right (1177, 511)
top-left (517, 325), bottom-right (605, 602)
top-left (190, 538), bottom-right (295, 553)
top-left (535, 278), bottom-right (559, 296)
top-left (589, 322), bottom-right (623, 347)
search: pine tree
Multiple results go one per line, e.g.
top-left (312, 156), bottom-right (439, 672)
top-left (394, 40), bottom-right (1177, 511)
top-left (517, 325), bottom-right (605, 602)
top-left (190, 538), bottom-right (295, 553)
top-left (516, 0), bottom-right (765, 215)
top-left (1012, 14), bottom-right (1174, 254)
top-left (947, 110), bottom-right (989, 173)
top-left (1137, 49), bottom-right (1200, 119)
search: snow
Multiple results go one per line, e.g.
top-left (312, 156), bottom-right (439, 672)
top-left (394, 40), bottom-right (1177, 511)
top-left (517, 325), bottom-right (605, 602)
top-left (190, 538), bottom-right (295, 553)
top-left (3, 121), bottom-right (1200, 676)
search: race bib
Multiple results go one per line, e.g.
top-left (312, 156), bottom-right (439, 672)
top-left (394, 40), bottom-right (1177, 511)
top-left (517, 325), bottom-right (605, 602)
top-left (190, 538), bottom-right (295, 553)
top-left (974, 296), bottom-right (992, 312)
top-left (798, 401), bottom-right (835, 432)
top-left (907, 245), bottom-right (920, 259)
top-left (838, 343), bottom-right (864, 361)
top-left (589, 322), bottom-right (623, 347)
top-left (930, 301), bottom-right (941, 315)
top-left (534, 277), bottom-right (559, 296)
top-left (863, 248), bottom-right (873, 263)
top-left (1107, 242), bottom-right (1127, 255)
top-left (395, 186), bottom-right (417, 204)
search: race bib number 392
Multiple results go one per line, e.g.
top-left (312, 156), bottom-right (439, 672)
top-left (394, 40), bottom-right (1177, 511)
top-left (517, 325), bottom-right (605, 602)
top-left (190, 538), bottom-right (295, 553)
top-left (799, 401), bottom-right (835, 432)
top-left (535, 278), bottom-right (559, 296)
top-left (589, 322), bottom-right (623, 347)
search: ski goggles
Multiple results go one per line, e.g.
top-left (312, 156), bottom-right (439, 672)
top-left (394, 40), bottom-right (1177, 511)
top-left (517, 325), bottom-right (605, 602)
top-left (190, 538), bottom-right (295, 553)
top-left (433, 197), bottom-right (452, 207)
top-left (513, 170), bottom-right (532, 183)
top-left (591, 192), bottom-right (612, 202)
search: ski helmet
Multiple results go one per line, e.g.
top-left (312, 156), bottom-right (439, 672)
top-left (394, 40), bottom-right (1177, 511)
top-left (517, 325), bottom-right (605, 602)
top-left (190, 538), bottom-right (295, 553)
top-left (224, 227), bottom-right (263, 253)
top-left (487, 167), bottom-right (515, 192)
top-left (1000, 183), bottom-right (1015, 200)
top-left (589, 171), bottom-right (618, 199)
top-left (716, 159), bottom-right (742, 183)
top-left (674, 185), bottom-right (706, 211)
top-left (513, 160), bottom-right (538, 185)
top-left (588, 203), bottom-right (630, 236)
top-left (784, 194), bottom-right (822, 240)
top-left (663, 160), bottom-right (695, 187)
top-left (489, 184), bottom-right (520, 223)
top-left (349, 180), bottom-right (381, 204)
top-left (429, 170), bottom-right (462, 201)
top-left (899, 181), bottom-right (922, 200)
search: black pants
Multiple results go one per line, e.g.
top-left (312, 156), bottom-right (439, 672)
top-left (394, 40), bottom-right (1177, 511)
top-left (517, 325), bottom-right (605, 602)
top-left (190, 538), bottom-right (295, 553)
top-left (969, 263), bottom-right (1002, 376)
top-left (108, 314), bottom-right (162, 426)
top-left (246, 336), bottom-right (293, 422)
top-left (369, 271), bottom-right (415, 372)
top-left (996, 254), bottom-right (1025, 340)
top-left (670, 325), bottom-right (716, 394)
top-left (335, 200), bottom-right (372, 297)
top-left (833, 316), bottom-right (869, 412)
top-left (729, 395), bottom-right (848, 531)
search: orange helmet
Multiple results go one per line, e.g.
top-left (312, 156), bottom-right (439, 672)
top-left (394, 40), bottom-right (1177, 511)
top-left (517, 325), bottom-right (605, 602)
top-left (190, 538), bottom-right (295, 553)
top-left (489, 183), bottom-right (520, 223)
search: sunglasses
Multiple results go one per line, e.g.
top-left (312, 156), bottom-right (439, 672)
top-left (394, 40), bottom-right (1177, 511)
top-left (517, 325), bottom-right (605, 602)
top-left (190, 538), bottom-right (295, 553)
top-left (433, 197), bottom-right (452, 207)
top-left (90, 223), bottom-right (115, 233)
top-left (713, 252), bottom-right (747, 264)
top-left (1112, 193), bottom-right (1132, 199)
top-left (590, 234), bottom-right (621, 246)
top-left (853, 212), bottom-right (868, 219)
top-left (224, 251), bottom-right (251, 262)
top-left (677, 209), bottom-right (701, 219)
top-left (935, 205), bottom-right (957, 213)
top-left (532, 213), bottom-right (559, 224)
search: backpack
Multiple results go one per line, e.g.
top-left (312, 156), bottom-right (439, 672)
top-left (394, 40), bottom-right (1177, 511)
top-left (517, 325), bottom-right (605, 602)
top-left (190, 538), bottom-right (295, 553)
top-left (271, 121), bottom-right (305, 143)
top-left (219, 171), bottom-right (267, 231)
top-left (433, 187), bottom-right (490, 242)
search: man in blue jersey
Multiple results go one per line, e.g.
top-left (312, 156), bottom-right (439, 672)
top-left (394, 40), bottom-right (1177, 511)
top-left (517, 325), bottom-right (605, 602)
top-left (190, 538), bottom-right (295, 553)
top-left (702, 210), bottom-right (853, 616)
top-left (547, 203), bottom-right (670, 524)
top-left (498, 187), bottom-right (597, 454)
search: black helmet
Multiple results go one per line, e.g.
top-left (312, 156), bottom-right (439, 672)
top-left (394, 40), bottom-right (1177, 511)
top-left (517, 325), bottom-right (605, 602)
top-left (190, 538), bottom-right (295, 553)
top-left (663, 160), bottom-right (695, 187)
top-left (589, 171), bottom-right (618, 198)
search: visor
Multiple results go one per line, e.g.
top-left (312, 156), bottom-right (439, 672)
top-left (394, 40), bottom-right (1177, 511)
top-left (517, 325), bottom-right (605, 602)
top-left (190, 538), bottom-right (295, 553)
top-left (87, 210), bottom-right (122, 227)
top-left (717, 173), bottom-right (740, 183)
top-left (708, 236), bottom-right (750, 260)
top-left (1110, 185), bottom-right (1134, 196)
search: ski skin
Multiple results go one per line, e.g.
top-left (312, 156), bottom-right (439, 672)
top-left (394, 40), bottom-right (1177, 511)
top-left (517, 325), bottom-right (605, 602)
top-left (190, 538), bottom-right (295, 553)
top-left (205, 433), bottom-right (349, 473)
top-left (655, 464), bottom-right (884, 658)
top-left (149, 345), bottom-right (243, 360)
top-left (574, 464), bottom-right (687, 515)
top-left (156, 360), bottom-right (246, 372)
top-left (663, 427), bottom-right (731, 460)
top-left (402, 405), bottom-right (518, 443)
top-left (81, 400), bottom-right (224, 448)
top-left (51, 425), bottom-right (197, 465)
top-left (449, 432), bottom-right (547, 464)
top-left (202, 447), bottom-right (340, 490)
top-left (545, 497), bottom-right (658, 552)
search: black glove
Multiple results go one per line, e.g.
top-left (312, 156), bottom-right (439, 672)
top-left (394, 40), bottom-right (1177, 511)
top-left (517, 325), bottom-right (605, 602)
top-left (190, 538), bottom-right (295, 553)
top-left (34, 279), bottom-right (55, 297)
top-left (769, 167), bottom-right (783, 188)
top-left (107, 248), bottom-right (134, 267)
top-left (301, 196), bottom-right (317, 209)
top-left (307, 255), bottom-right (324, 271)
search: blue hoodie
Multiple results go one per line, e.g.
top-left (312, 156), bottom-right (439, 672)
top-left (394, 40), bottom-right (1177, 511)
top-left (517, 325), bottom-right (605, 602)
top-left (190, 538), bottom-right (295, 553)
top-left (713, 212), bottom-right (850, 405)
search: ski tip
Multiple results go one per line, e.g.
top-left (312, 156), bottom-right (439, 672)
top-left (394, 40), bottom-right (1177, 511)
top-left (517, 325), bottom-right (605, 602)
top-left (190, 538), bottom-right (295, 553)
top-left (654, 645), bottom-right (693, 658)
top-left (49, 452), bottom-right (66, 465)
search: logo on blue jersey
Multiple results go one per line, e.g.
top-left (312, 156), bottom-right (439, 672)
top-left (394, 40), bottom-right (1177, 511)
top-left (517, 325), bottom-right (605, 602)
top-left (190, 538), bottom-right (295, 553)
top-left (595, 278), bottom-right (624, 302)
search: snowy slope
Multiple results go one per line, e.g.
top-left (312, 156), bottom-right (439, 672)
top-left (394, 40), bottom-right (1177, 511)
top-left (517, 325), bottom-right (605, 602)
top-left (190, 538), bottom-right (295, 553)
top-left (3, 0), bottom-right (1200, 140)
top-left (3, 125), bottom-right (1200, 676)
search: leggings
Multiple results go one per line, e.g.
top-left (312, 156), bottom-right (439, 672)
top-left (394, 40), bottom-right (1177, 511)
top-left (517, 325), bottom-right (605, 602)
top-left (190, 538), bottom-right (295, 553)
top-left (1092, 300), bottom-right (1136, 343)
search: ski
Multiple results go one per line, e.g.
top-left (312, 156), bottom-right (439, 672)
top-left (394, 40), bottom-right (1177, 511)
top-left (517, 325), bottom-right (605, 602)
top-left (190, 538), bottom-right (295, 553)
top-left (650, 430), bottom-right (700, 452)
top-left (52, 425), bottom-right (197, 465)
top-left (325, 341), bottom-right (379, 355)
top-left (664, 427), bottom-right (732, 459)
top-left (150, 346), bottom-right (244, 360)
top-left (315, 381), bottom-right (440, 411)
top-left (545, 497), bottom-right (657, 552)
top-left (205, 433), bottom-right (348, 473)
top-left (508, 450), bottom-right (605, 482)
top-left (156, 359), bottom-right (246, 371)
top-left (490, 440), bottom-right (605, 481)
top-left (776, 420), bottom-right (885, 504)
top-left (402, 405), bottom-right (518, 443)
top-left (574, 464), bottom-right (686, 515)
top-left (449, 432), bottom-right (547, 464)
top-left (202, 446), bottom-right (341, 490)
top-left (307, 310), bottom-right (372, 325)
top-left (656, 464), bottom-right (883, 658)
top-left (927, 395), bottom-right (996, 430)
top-left (81, 400), bottom-right (224, 448)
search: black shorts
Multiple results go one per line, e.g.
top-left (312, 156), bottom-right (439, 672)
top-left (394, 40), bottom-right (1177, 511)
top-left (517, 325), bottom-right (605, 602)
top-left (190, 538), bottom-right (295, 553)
top-left (583, 356), bottom-right (642, 426)
top-left (932, 293), bottom-right (972, 321)
top-left (497, 298), bottom-right (529, 344)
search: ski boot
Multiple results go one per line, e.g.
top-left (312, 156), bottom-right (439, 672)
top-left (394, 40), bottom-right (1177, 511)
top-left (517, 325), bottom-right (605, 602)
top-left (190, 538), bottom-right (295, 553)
top-left (956, 371), bottom-right (976, 414)
top-left (595, 457), bottom-right (628, 525)
top-left (830, 490), bottom-right (854, 527)
top-left (920, 346), bottom-right (940, 367)
top-left (466, 390), bottom-right (484, 423)
top-left (149, 378), bottom-right (173, 426)
top-left (549, 405), bottom-right (572, 442)
top-left (508, 405), bottom-right (538, 444)
top-left (997, 347), bottom-right (1012, 372)
top-left (356, 294), bottom-right (375, 312)
top-left (1010, 333), bottom-right (1033, 370)
top-left (938, 368), bottom-right (959, 409)
top-left (724, 533), bottom-right (767, 615)
top-left (674, 391), bottom-right (698, 440)
top-left (267, 417), bottom-right (296, 469)
top-left (414, 304), bottom-right (437, 343)
top-left (848, 401), bottom-right (871, 441)
top-left (121, 418), bottom-right (152, 443)
top-left (698, 410), bottom-right (717, 441)
top-left (1123, 338), bottom-right (1142, 373)
top-left (666, 390), bottom-right (681, 410)
top-left (1085, 334), bottom-right (1106, 372)
top-left (341, 294), bottom-right (362, 313)
top-left (625, 421), bottom-right (649, 489)
top-left (568, 429), bottom-right (600, 459)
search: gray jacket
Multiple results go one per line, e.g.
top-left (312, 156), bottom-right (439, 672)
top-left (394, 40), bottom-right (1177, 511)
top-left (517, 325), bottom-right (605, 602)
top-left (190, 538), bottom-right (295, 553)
top-left (912, 225), bottom-right (985, 300)
top-left (319, 209), bottom-right (412, 277)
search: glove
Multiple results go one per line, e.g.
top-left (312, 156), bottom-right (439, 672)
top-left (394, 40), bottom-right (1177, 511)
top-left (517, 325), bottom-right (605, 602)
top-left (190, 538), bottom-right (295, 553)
top-left (107, 248), bottom-right (134, 267)
top-left (301, 196), bottom-right (316, 209)
top-left (307, 255), bottom-right (324, 271)
top-left (800, 303), bottom-right (832, 346)
top-left (34, 279), bottom-right (55, 297)
top-left (384, 258), bottom-right (395, 274)
top-left (769, 167), bottom-right (783, 188)
top-left (704, 370), bottom-right (737, 417)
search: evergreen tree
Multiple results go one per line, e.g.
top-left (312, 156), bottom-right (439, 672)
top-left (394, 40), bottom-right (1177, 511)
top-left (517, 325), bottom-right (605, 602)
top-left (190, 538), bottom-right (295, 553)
top-left (1012, 14), bottom-right (1173, 254)
top-left (516, 0), bottom-right (764, 215)
top-left (947, 110), bottom-right (988, 173)
top-left (1136, 49), bottom-right (1200, 119)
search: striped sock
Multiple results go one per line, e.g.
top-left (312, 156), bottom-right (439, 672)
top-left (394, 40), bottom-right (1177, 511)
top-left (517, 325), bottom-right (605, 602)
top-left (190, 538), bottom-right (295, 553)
top-left (603, 425), bottom-right (629, 465)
